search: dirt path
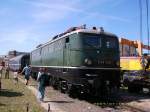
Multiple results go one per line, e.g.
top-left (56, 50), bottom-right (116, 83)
top-left (19, 77), bottom-right (66, 112)
top-left (18, 76), bottom-right (150, 112)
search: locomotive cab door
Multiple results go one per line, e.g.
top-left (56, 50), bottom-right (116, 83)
top-left (63, 36), bottom-right (70, 72)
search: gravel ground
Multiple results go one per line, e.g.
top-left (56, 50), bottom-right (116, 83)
top-left (22, 76), bottom-right (150, 112)
top-left (45, 87), bottom-right (106, 112)
top-left (44, 86), bottom-right (150, 112)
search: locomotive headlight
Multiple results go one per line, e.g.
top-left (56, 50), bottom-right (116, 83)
top-left (84, 58), bottom-right (92, 65)
top-left (106, 80), bottom-right (110, 85)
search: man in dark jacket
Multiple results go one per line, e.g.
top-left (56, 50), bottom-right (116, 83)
top-left (37, 68), bottom-right (48, 102)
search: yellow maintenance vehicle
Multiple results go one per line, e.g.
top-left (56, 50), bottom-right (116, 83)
top-left (120, 38), bottom-right (150, 93)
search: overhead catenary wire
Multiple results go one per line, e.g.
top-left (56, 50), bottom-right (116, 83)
top-left (139, 0), bottom-right (143, 44)
top-left (146, 0), bottom-right (150, 54)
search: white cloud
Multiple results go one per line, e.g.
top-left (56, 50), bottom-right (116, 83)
top-left (0, 27), bottom-right (44, 54)
top-left (19, 0), bottom-right (130, 23)
top-left (0, 0), bottom-right (133, 55)
top-left (28, 1), bottom-right (81, 12)
top-left (0, 29), bottom-right (39, 44)
top-left (22, 0), bottom-right (82, 23)
top-left (78, 11), bottom-right (131, 24)
top-left (97, 13), bottom-right (131, 22)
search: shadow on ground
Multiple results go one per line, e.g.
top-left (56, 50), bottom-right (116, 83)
top-left (0, 103), bottom-right (6, 106)
top-left (82, 88), bottom-right (150, 108)
top-left (0, 89), bottom-right (24, 97)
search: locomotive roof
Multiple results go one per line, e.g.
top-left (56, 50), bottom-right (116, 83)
top-left (33, 28), bottom-right (117, 51)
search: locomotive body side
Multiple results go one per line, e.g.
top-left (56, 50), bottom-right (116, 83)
top-left (31, 28), bottom-right (120, 96)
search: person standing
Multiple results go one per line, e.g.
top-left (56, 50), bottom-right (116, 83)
top-left (0, 75), bottom-right (1, 90)
top-left (140, 54), bottom-right (148, 71)
top-left (37, 68), bottom-right (42, 81)
top-left (21, 65), bottom-right (31, 85)
top-left (37, 68), bottom-right (42, 100)
top-left (5, 66), bottom-right (9, 79)
top-left (37, 68), bottom-right (48, 102)
top-left (0, 66), bottom-right (3, 78)
top-left (0, 65), bottom-right (3, 89)
top-left (0, 67), bottom-right (2, 89)
top-left (13, 71), bottom-right (18, 84)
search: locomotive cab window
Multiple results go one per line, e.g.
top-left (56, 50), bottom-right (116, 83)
top-left (82, 34), bottom-right (101, 48)
top-left (104, 36), bottom-right (118, 49)
top-left (65, 37), bottom-right (69, 43)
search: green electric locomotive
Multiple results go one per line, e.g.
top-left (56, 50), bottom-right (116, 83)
top-left (31, 25), bottom-right (120, 96)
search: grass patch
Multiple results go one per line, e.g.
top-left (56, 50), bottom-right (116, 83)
top-left (0, 73), bottom-right (45, 112)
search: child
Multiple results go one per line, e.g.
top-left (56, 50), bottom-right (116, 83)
top-left (13, 71), bottom-right (18, 84)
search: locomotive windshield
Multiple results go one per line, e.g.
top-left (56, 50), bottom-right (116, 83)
top-left (105, 36), bottom-right (118, 48)
top-left (83, 35), bottom-right (101, 48)
top-left (80, 33), bottom-right (118, 49)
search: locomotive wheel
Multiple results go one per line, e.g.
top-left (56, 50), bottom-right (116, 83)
top-left (31, 72), bottom-right (37, 80)
top-left (59, 80), bottom-right (68, 93)
top-left (128, 84), bottom-right (142, 93)
top-left (58, 81), bottom-right (64, 93)
top-left (67, 85), bottom-right (77, 98)
top-left (123, 79), bottom-right (130, 87)
top-left (52, 78), bottom-right (59, 90)
top-left (49, 76), bottom-right (53, 86)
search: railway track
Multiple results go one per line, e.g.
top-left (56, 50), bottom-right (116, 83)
top-left (22, 76), bottom-right (150, 112)
top-left (45, 83), bottom-right (150, 112)
top-left (123, 104), bottom-right (148, 112)
top-left (88, 90), bottom-right (150, 112)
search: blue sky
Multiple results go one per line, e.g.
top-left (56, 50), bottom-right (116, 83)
top-left (0, 0), bottom-right (149, 55)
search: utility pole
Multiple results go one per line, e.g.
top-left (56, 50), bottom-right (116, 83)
top-left (146, 0), bottom-right (150, 54)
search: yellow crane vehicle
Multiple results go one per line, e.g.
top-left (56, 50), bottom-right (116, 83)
top-left (120, 38), bottom-right (150, 93)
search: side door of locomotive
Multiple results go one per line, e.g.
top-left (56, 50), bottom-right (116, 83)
top-left (63, 36), bottom-right (70, 71)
